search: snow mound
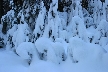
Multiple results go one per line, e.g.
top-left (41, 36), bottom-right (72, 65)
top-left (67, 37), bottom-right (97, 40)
top-left (28, 61), bottom-right (62, 72)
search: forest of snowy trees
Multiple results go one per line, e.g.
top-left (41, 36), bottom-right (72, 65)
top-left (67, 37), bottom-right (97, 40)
top-left (0, 0), bottom-right (108, 72)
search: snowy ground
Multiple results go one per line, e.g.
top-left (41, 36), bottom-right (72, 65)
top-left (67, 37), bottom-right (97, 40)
top-left (0, 46), bottom-right (108, 72)
top-left (0, 49), bottom-right (28, 72)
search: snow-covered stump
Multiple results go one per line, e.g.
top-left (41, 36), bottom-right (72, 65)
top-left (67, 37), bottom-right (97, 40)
top-left (16, 42), bottom-right (39, 65)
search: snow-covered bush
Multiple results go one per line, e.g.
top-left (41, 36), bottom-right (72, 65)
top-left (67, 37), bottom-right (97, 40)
top-left (35, 37), bottom-right (66, 64)
top-left (55, 38), bottom-right (68, 56)
top-left (35, 37), bottom-right (53, 60)
top-left (97, 20), bottom-right (108, 37)
top-left (93, 19), bottom-right (108, 47)
top-left (59, 30), bottom-right (67, 42)
top-left (1, 10), bottom-right (14, 34)
top-left (47, 47), bottom-right (58, 64)
top-left (12, 22), bottom-right (30, 49)
top-left (16, 42), bottom-right (39, 64)
top-left (68, 37), bottom-right (107, 63)
top-left (52, 42), bottom-right (66, 63)
top-left (1, 10), bottom-right (18, 50)
top-left (6, 24), bottom-right (18, 50)
top-left (9, 12), bottom-right (30, 49)
top-left (67, 16), bottom-right (88, 42)
top-left (43, 0), bottom-right (61, 41)
top-left (68, 37), bottom-right (88, 63)
top-left (33, 1), bottom-right (46, 40)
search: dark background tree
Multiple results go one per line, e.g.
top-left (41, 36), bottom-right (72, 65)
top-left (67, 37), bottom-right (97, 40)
top-left (0, 0), bottom-right (3, 23)
top-left (1, 0), bottom-right (11, 34)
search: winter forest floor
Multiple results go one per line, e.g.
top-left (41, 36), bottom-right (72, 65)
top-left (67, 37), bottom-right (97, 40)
top-left (0, 45), bottom-right (108, 72)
